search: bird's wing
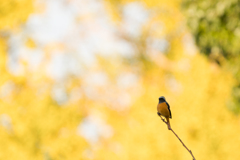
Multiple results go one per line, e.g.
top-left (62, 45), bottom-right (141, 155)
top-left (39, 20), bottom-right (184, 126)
top-left (166, 102), bottom-right (172, 118)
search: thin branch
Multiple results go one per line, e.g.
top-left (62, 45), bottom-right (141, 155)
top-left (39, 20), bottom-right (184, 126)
top-left (158, 115), bottom-right (196, 160)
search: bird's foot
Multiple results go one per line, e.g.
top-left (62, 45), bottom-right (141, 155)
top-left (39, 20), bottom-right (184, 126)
top-left (168, 125), bottom-right (171, 130)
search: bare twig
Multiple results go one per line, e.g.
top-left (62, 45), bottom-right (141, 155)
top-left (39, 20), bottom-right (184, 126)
top-left (158, 115), bottom-right (196, 160)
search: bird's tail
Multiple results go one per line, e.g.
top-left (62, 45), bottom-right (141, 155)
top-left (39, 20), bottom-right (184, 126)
top-left (166, 117), bottom-right (171, 130)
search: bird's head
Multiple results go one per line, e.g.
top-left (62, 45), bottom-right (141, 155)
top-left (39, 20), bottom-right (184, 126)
top-left (159, 96), bottom-right (166, 103)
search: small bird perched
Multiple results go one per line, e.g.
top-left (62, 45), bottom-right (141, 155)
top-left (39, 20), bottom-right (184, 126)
top-left (157, 96), bottom-right (172, 130)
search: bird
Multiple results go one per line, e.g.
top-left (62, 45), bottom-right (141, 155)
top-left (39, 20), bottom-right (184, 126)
top-left (157, 96), bottom-right (172, 130)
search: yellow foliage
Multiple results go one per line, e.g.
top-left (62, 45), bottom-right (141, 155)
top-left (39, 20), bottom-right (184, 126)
top-left (25, 38), bottom-right (36, 48)
top-left (0, 0), bottom-right (33, 30)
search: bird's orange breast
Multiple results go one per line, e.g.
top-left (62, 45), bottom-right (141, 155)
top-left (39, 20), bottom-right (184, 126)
top-left (157, 102), bottom-right (170, 118)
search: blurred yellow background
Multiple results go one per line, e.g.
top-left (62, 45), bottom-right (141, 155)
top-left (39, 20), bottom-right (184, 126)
top-left (0, 0), bottom-right (240, 160)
